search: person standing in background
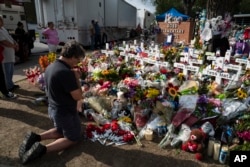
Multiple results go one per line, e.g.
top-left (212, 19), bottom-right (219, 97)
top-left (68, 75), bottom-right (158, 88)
top-left (42, 22), bottom-right (59, 53)
top-left (15, 21), bottom-right (30, 63)
top-left (0, 15), bottom-right (20, 92)
top-left (94, 20), bottom-right (101, 49)
top-left (0, 45), bottom-right (17, 99)
top-left (89, 20), bottom-right (95, 50)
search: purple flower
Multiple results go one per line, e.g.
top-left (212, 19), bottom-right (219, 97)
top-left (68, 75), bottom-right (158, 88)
top-left (197, 94), bottom-right (208, 104)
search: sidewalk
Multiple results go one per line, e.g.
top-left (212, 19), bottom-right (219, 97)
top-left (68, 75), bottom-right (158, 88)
top-left (13, 40), bottom-right (49, 83)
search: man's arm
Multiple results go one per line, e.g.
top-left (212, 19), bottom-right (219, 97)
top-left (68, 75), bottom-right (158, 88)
top-left (0, 40), bottom-right (18, 49)
top-left (70, 69), bottom-right (83, 101)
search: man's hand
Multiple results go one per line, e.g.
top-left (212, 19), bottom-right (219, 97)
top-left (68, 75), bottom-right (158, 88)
top-left (72, 68), bottom-right (82, 80)
top-left (77, 100), bottom-right (83, 113)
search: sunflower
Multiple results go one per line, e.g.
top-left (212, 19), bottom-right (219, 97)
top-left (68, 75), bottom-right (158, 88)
top-left (237, 88), bottom-right (247, 99)
top-left (166, 83), bottom-right (179, 97)
top-left (168, 87), bottom-right (177, 97)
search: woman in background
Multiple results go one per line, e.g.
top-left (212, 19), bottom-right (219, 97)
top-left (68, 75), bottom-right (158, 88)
top-left (42, 22), bottom-right (59, 53)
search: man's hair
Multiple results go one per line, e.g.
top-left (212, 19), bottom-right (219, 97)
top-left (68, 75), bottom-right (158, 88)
top-left (61, 40), bottom-right (85, 59)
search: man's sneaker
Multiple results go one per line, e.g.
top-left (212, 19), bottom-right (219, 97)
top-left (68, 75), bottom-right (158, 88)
top-left (4, 92), bottom-right (17, 99)
top-left (19, 132), bottom-right (40, 159)
top-left (22, 142), bottom-right (46, 164)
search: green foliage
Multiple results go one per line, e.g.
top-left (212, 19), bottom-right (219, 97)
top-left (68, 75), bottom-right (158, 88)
top-left (231, 142), bottom-right (250, 151)
top-left (234, 113), bottom-right (250, 132)
top-left (239, 0), bottom-right (250, 14)
top-left (148, 0), bottom-right (250, 19)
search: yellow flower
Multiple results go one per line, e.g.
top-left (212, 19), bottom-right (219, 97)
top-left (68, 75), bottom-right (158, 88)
top-left (101, 70), bottom-right (109, 75)
top-left (48, 52), bottom-right (57, 63)
top-left (145, 88), bottom-right (160, 98)
top-left (237, 88), bottom-right (247, 99)
top-left (177, 73), bottom-right (185, 81)
top-left (118, 116), bottom-right (132, 123)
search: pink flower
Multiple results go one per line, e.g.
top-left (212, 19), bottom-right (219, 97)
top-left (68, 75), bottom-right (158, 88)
top-left (237, 131), bottom-right (250, 141)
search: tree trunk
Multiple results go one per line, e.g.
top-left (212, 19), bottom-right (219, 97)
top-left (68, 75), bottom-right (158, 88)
top-left (183, 0), bottom-right (196, 16)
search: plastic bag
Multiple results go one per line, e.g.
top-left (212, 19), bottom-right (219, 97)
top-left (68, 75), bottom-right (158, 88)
top-left (222, 99), bottom-right (249, 120)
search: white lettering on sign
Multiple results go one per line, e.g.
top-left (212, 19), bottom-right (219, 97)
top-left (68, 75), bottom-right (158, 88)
top-left (207, 70), bottom-right (218, 76)
top-left (234, 155), bottom-right (247, 162)
top-left (164, 29), bottom-right (185, 34)
top-left (167, 23), bottom-right (178, 28)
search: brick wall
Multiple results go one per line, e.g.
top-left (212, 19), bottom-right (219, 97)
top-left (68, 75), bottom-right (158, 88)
top-left (156, 21), bottom-right (195, 45)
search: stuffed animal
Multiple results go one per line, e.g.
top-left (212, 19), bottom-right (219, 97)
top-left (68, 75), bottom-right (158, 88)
top-left (181, 129), bottom-right (205, 161)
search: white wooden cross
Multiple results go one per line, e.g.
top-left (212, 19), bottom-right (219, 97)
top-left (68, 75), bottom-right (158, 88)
top-left (203, 50), bottom-right (242, 85)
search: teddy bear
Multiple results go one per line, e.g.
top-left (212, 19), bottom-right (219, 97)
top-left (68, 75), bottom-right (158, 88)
top-left (181, 128), bottom-right (205, 161)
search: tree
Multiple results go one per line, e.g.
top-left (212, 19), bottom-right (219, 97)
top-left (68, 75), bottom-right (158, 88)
top-left (182, 0), bottom-right (196, 15)
top-left (206, 0), bottom-right (242, 19)
top-left (145, 0), bottom-right (250, 19)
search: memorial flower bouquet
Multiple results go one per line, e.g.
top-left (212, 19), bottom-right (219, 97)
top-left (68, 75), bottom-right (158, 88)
top-left (38, 52), bottom-right (57, 71)
top-left (86, 120), bottom-right (135, 145)
top-left (234, 112), bottom-right (250, 151)
top-left (92, 68), bottom-right (120, 82)
top-left (118, 64), bottom-right (135, 79)
top-left (23, 66), bottom-right (41, 85)
top-left (75, 58), bottom-right (89, 80)
top-left (161, 46), bottom-right (181, 65)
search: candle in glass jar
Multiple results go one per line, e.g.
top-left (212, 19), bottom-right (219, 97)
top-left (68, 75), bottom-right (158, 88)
top-left (207, 137), bottom-right (215, 157)
top-left (144, 129), bottom-right (153, 141)
top-left (213, 140), bottom-right (221, 160)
